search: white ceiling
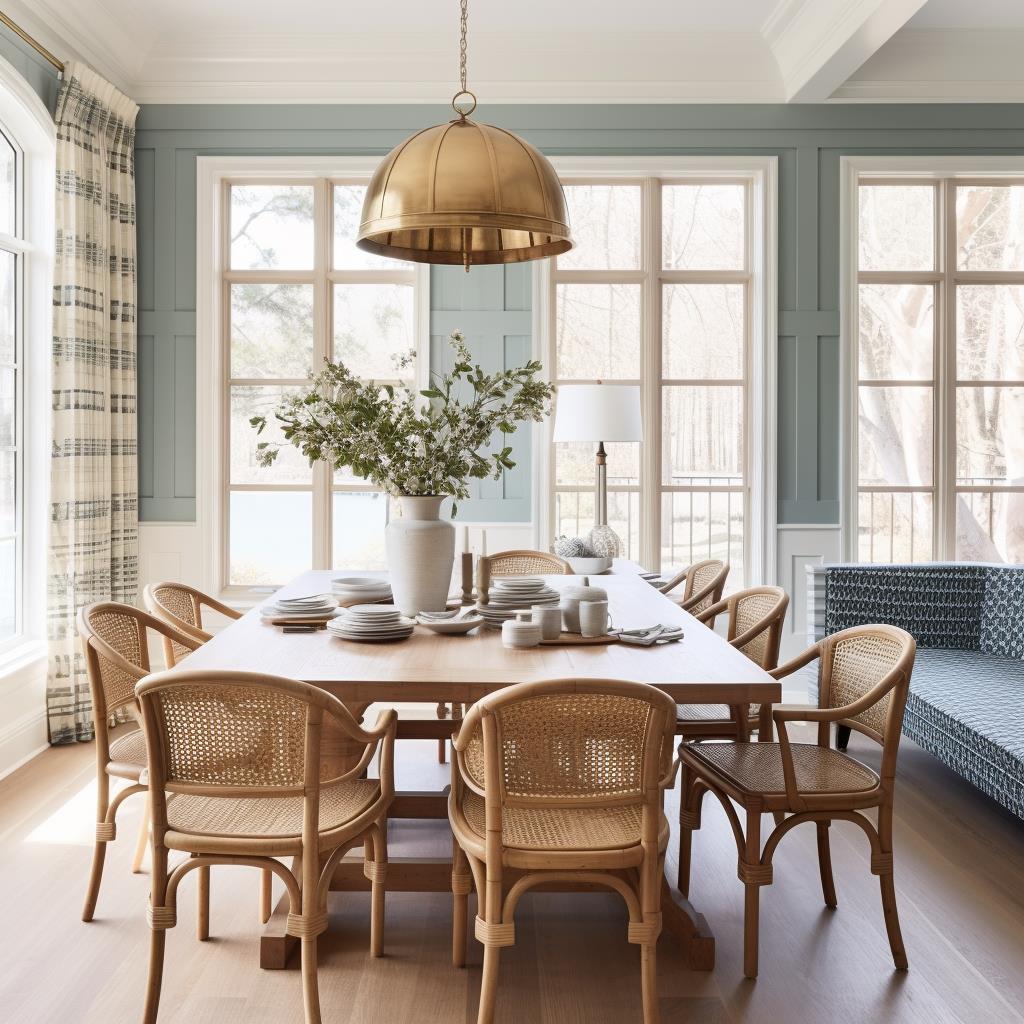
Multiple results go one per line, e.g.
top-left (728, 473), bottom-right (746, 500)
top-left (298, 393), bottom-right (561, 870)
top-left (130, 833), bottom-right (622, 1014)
top-left (9, 0), bottom-right (1024, 104)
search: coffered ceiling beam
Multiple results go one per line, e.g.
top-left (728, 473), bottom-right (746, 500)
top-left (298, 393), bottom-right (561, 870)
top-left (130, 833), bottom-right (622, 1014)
top-left (765, 0), bottom-right (930, 103)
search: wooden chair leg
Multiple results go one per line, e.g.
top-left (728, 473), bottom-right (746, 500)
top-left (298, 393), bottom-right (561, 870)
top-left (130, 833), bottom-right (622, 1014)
top-left (82, 776), bottom-right (111, 921)
top-left (259, 867), bottom-right (273, 924)
top-left (876, 805), bottom-right (908, 970)
top-left (816, 821), bottom-right (838, 908)
top-left (132, 801), bottom-right (150, 874)
top-left (676, 768), bottom-right (700, 897)
top-left (142, 843), bottom-right (171, 1024)
top-left (300, 936), bottom-right (323, 1024)
top-left (477, 943), bottom-right (502, 1024)
top-left (640, 942), bottom-right (659, 1024)
top-left (452, 840), bottom-right (471, 967)
top-left (368, 821), bottom-right (388, 958)
top-left (879, 871), bottom-right (908, 970)
top-left (81, 834), bottom-right (108, 922)
top-left (742, 807), bottom-right (764, 980)
top-left (196, 864), bottom-right (210, 941)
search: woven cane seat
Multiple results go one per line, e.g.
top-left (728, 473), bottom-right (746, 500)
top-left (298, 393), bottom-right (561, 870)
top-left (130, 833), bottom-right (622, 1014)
top-left (459, 790), bottom-right (668, 852)
top-left (166, 779), bottom-right (380, 843)
top-left (106, 728), bottom-right (147, 779)
top-left (677, 703), bottom-right (733, 722)
top-left (685, 741), bottom-right (879, 796)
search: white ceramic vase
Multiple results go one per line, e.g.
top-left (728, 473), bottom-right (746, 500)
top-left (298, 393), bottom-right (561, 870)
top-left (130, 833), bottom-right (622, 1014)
top-left (386, 495), bottom-right (455, 617)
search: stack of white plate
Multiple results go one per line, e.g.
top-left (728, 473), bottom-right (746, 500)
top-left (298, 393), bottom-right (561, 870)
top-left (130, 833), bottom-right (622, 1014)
top-left (331, 576), bottom-right (393, 604)
top-left (260, 594), bottom-right (339, 620)
top-left (326, 604), bottom-right (415, 643)
top-left (475, 577), bottom-right (561, 629)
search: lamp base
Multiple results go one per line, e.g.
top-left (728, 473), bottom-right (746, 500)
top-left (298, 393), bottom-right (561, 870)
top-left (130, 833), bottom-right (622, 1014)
top-left (588, 523), bottom-right (622, 559)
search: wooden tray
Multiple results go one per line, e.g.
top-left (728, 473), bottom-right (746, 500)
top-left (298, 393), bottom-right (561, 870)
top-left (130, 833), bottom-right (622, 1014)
top-left (539, 633), bottom-right (620, 646)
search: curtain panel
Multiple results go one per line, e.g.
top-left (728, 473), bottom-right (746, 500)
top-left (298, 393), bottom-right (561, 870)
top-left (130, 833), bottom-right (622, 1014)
top-left (46, 63), bottom-right (140, 744)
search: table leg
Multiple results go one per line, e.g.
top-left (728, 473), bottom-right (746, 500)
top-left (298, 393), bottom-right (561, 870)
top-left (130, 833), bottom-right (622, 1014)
top-left (660, 875), bottom-right (715, 970)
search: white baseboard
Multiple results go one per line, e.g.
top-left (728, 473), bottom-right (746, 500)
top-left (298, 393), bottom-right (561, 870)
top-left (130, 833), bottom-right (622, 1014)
top-left (0, 707), bottom-right (48, 780)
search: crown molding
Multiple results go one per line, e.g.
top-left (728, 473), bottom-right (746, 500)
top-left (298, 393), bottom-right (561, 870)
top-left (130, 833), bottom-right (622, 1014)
top-left (131, 29), bottom-right (785, 105)
top-left (1, 0), bottom-right (147, 91)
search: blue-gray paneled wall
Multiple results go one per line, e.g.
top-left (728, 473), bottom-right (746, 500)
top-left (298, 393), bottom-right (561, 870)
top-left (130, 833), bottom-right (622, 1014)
top-left (0, 29), bottom-right (60, 112)
top-left (134, 102), bottom-right (1024, 524)
top-left (431, 264), bottom-right (533, 522)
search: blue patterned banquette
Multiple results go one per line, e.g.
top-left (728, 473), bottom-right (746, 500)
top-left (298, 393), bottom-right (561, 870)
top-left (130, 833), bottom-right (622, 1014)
top-left (806, 563), bottom-right (1024, 822)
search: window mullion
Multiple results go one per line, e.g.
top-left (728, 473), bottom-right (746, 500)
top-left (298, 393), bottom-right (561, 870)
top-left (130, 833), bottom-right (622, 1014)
top-left (936, 178), bottom-right (957, 559)
top-left (640, 177), bottom-right (661, 570)
top-left (311, 177), bottom-right (332, 569)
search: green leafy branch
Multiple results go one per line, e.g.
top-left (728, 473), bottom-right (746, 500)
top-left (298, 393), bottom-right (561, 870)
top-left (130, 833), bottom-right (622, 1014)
top-left (250, 330), bottom-right (555, 517)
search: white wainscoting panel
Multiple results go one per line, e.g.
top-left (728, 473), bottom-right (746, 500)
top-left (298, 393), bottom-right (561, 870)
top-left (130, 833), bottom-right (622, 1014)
top-left (775, 525), bottom-right (841, 662)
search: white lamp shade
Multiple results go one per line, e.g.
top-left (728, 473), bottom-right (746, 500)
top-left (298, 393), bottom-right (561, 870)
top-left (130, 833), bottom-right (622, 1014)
top-left (552, 384), bottom-right (643, 443)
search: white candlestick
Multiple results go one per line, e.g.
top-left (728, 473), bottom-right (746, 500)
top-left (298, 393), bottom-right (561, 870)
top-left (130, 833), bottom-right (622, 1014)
top-left (461, 525), bottom-right (469, 553)
top-left (480, 528), bottom-right (487, 557)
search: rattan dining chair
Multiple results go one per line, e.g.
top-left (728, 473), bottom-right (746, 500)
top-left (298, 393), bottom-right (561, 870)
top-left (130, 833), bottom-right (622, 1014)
top-left (144, 580), bottom-right (275, 922)
top-left (676, 586), bottom-right (790, 742)
top-left (136, 669), bottom-right (397, 1024)
top-left (658, 559), bottom-right (729, 623)
top-left (144, 581), bottom-right (242, 668)
top-left (677, 624), bottom-right (916, 979)
top-left (77, 602), bottom-right (201, 921)
top-left (449, 678), bottom-right (678, 1024)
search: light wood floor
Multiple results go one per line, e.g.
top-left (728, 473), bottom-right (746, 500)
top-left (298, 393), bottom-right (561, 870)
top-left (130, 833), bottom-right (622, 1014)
top-left (2, 728), bottom-right (1024, 1024)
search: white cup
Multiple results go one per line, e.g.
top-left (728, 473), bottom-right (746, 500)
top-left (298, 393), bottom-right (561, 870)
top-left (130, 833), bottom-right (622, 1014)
top-left (579, 599), bottom-right (613, 638)
top-left (532, 604), bottom-right (562, 641)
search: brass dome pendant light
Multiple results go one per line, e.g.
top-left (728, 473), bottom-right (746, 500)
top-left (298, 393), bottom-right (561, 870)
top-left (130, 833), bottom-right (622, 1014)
top-left (356, 0), bottom-right (572, 271)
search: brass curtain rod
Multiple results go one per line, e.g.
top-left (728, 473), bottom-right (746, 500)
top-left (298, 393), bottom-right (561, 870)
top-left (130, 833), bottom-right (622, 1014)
top-left (0, 11), bottom-right (64, 72)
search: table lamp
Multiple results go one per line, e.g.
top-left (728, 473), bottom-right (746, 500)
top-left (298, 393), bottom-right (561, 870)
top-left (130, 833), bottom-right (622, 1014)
top-left (552, 383), bottom-right (643, 557)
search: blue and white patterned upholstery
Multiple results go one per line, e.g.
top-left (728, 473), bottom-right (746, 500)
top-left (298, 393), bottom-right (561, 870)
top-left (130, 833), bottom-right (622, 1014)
top-left (806, 562), bottom-right (1024, 821)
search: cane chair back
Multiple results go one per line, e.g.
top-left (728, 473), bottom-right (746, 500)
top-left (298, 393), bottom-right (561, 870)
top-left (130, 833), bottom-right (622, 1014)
top-left (137, 670), bottom-right (391, 802)
top-left (816, 625), bottom-right (916, 774)
top-left (79, 602), bottom-right (200, 725)
top-left (696, 585), bottom-right (788, 672)
top-left (144, 581), bottom-right (242, 667)
top-left (683, 559), bottom-right (729, 614)
top-left (458, 679), bottom-right (676, 840)
top-left (483, 549), bottom-right (572, 578)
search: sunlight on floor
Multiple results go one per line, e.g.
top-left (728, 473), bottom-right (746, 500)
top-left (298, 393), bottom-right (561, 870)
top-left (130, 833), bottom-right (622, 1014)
top-left (25, 778), bottom-right (137, 847)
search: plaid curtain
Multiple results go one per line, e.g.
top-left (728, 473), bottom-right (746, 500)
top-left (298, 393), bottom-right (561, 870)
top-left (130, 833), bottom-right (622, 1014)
top-left (47, 63), bottom-right (140, 744)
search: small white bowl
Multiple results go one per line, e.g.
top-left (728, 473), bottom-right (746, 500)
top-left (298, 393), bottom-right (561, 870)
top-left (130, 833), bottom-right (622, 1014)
top-left (566, 556), bottom-right (613, 575)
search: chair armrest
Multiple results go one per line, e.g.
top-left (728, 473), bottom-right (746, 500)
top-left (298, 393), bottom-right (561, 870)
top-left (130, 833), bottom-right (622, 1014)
top-left (325, 707), bottom-right (398, 787)
top-left (772, 672), bottom-right (903, 728)
top-left (452, 703), bottom-right (484, 752)
top-left (682, 578), bottom-right (719, 613)
top-left (199, 594), bottom-right (243, 621)
top-left (87, 635), bottom-right (148, 683)
top-left (694, 596), bottom-right (729, 625)
top-left (658, 568), bottom-right (689, 596)
top-left (145, 616), bottom-right (205, 655)
top-left (769, 644), bottom-right (821, 680)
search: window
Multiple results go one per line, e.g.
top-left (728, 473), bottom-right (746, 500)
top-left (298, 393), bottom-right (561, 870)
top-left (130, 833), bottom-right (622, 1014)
top-left (0, 62), bottom-right (52, 663)
top-left (217, 175), bottom-right (424, 589)
top-left (0, 127), bottom-right (19, 642)
top-left (853, 171), bottom-right (1024, 563)
top-left (546, 167), bottom-right (771, 585)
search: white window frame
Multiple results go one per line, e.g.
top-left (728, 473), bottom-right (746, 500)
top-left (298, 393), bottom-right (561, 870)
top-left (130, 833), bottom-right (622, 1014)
top-left (840, 155), bottom-right (1024, 562)
top-left (0, 56), bottom-right (53, 672)
top-left (534, 156), bottom-right (777, 584)
top-left (197, 156), bottom-right (429, 602)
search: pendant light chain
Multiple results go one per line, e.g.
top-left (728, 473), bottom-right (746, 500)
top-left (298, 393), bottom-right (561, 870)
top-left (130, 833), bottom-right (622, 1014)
top-left (459, 0), bottom-right (468, 93)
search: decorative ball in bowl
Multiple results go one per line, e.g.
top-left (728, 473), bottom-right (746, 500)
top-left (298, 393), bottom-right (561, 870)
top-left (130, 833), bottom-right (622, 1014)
top-left (565, 556), bottom-right (613, 574)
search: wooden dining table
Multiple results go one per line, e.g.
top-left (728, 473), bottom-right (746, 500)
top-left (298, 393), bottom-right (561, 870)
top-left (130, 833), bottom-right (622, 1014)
top-left (175, 566), bottom-right (781, 972)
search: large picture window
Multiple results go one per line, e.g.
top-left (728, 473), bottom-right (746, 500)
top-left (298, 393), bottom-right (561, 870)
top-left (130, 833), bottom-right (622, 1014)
top-left (853, 170), bottom-right (1024, 563)
top-left (217, 176), bottom-right (423, 589)
top-left (546, 167), bottom-right (771, 585)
